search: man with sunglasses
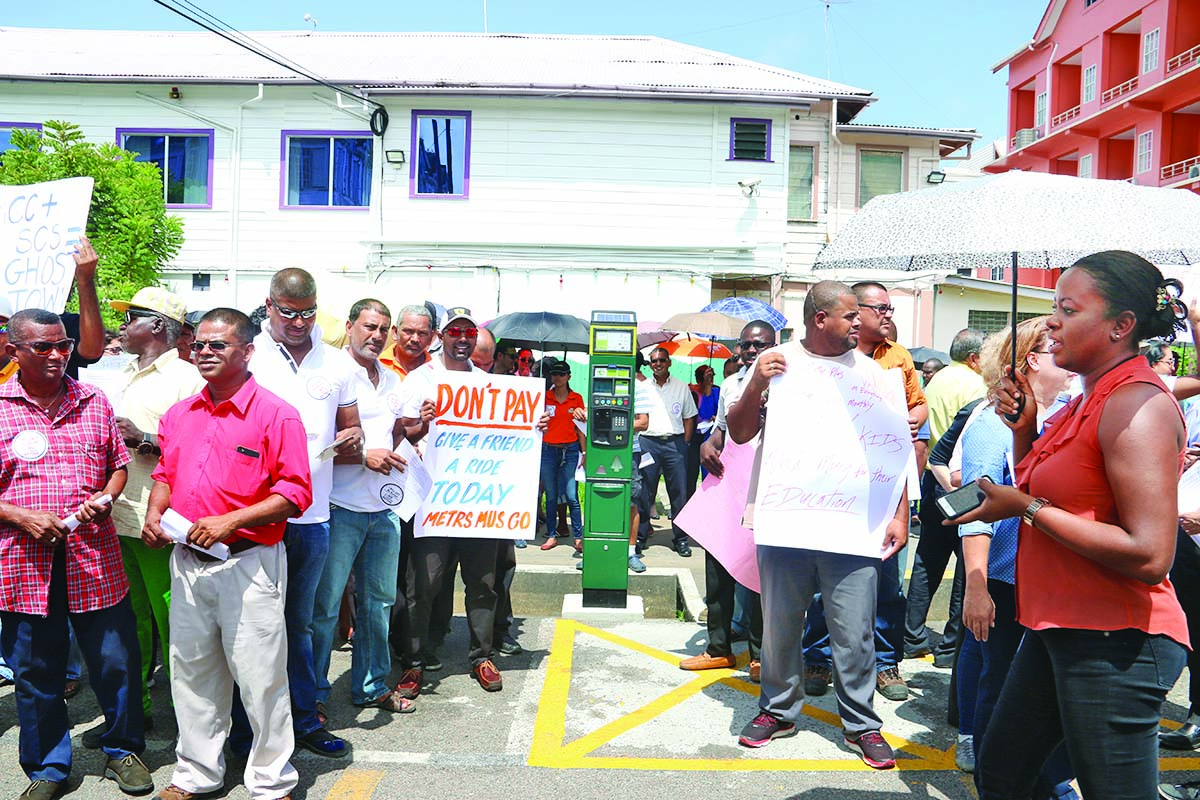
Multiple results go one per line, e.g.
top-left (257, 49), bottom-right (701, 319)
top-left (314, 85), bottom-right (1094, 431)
top-left (636, 347), bottom-right (698, 558)
top-left (0, 308), bottom-right (152, 798)
top-left (245, 268), bottom-right (362, 759)
top-left (494, 341), bottom-right (518, 376)
top-left (78, 288), bottom-right (204, 750)
top-left (681, 320), bottom-right (774, 679)
top-left (144, 308), bottom-right (312, 800)
top-left (394, 308), bottom-right (511, 694)
top-left (801, 282), bottom-right (927, 703)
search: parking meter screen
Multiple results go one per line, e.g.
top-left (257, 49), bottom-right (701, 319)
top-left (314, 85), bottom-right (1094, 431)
top-left (593, 328), bottom-right (633, 354)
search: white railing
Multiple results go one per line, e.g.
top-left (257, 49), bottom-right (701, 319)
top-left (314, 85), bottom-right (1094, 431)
top-left (1050, 105), bottom-right (1080, 128)
top-left (1168, 42), bottom-right (1200, 73)
top-left (1162, 154), bottom-right (1200, 181)
top-left (1101, 77), bottom-right (1138, 103)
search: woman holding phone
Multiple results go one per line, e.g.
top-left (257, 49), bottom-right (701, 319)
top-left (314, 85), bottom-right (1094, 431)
top-left (954, 251), bottom-right (1189, 800)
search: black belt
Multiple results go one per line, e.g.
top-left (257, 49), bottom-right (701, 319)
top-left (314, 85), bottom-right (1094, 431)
top-left (545, 441), bottom-right (575, 448)
top-left (644, 433), bottom-right (683, 440)
top-left (191, 538), bottom-right (261, 563)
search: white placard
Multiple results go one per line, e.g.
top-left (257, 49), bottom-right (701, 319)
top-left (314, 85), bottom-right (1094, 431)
top-left (161, 507), bottom-right (230, 561)
top-left (0, 177), bottom-right (94, 313)
top-left (415, 372), bottom-right (544, 539)
top-left (753, 356), bottom-right (912, 558)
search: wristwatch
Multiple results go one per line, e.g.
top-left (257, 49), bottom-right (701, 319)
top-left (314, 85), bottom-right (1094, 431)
top-left (136, 432), bottom-right (157, 456)
top-left (1022, 497), bottom-right (1052, 528)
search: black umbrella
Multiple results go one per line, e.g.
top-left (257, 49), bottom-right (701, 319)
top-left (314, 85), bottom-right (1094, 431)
top-left (486, 311), bottom-right (591, 354)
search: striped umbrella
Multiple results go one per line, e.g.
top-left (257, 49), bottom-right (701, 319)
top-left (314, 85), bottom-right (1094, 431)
top-left (702, 297), bottom-right (788, 331)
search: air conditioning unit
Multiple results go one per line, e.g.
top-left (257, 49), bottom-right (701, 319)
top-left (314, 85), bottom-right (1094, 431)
top-left (1014, 128), bottom-right (1039, 148)
top-left (1189, 164), bottom-right (1200, 179)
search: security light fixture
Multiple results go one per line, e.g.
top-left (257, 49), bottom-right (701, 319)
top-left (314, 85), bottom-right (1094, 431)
top-left (926, 170), bottom-right (946, 184)
top-left (385, 149), bottom-right (406, 165)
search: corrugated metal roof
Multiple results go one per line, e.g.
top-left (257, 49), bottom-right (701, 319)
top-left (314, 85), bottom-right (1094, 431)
top-left (838, 123), bottom-right (979, 139)
top-left (0, 27), bottom-right (873, 103)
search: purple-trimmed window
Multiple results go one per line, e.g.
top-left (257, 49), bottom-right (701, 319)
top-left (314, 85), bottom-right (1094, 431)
top-left (0, 122), bottom-right (42, 158)
top-left (410, 110), bottom-right (471, 199)
top-left (117, 128), bottom-right (214, 209)
top-left (281, 130), bottom-right (373, 209)
top-left (728, 118), bottom-right (773, 162)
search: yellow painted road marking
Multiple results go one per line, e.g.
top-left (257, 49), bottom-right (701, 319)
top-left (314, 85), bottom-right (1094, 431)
top-left (326, 769), bottom-right (384, 799)
top-left (529, 619), bottom-right (1200, 772)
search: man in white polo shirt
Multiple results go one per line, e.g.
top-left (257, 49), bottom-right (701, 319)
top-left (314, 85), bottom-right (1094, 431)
top-left (636, 346), bottom-right (697, 557)
top-left (245, 268), bottom-right (362, 759)
top-left (313, 299), bottom-right (420, 717)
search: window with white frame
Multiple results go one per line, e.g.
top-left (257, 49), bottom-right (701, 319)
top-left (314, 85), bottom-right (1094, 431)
top-left (1079, 153), bottom-right (1094, 179)
top-left (1143, 28), bottom-right (1160, 73)
top-left (858, 149), bottom-right (903, 206)
top-left (787, 145), bottom-right (815, 220)
top-left (1082, 65), bottom-right (1097, 103)
top-left (282, 131), bottom-right (373, 208)
top-left (118, 128), bottom-right (213, 208)
top-left (1136, 130), bottom-right (1154, 174)
top-left (1035, 92), bottom-right (1048, 128)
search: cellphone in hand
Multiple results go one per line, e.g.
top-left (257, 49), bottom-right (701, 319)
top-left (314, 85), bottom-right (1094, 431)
top-left (936, 479), bottom-right (988, 521)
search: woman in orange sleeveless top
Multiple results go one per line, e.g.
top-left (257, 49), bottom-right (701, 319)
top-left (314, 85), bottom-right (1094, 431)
top-left (955, 251), bottom-right (1189, 800)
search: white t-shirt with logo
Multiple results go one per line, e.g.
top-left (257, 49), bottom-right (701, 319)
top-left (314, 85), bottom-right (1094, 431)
top-left (642, 375), bottom-right (698, 437)
top-left (330, 360), bottom-right (405, 514)
top-left (250, 324), bottom-right (358, 524)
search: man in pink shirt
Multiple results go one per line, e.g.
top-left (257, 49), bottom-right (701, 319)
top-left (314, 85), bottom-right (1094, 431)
top-left (143, 308), bottom-right (312, 800)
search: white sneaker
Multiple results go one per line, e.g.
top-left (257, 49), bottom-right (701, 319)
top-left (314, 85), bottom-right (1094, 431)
top-left (955, 734), bottom-right (975, 773)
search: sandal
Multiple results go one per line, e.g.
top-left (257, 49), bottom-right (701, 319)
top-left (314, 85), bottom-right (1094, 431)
top-left (295, 728), bottom-right (349, 759)
top-left (316, 701), bottom-right (328, 727)
top-left (355, 689), bottom-right (415, 714)
top-left (539, 537), bottom-right (558, 550)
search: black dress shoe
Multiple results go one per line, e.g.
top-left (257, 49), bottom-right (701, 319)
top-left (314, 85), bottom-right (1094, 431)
top-left (1160, 722), bottom-right (1200, 750)
top-left (675, 543), bottom-right (693, 558)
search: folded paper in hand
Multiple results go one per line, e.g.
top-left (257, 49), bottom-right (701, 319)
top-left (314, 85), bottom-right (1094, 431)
top-left (161, 508), bottom-right (230, 561)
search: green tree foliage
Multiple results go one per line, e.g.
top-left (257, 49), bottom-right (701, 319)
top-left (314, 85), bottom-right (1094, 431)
top-left (0, 120), bottom-right (184, 327)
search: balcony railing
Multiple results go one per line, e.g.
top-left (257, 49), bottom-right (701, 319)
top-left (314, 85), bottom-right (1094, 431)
top-left (1101, 77), bottom-right (1138, 104)
top-left (1162, 154), bottom-right (1200, 181)
top-left (1050, 105), bottom-right (1080, 128)
top-left (1168, 42), bottom-right (1200, 73)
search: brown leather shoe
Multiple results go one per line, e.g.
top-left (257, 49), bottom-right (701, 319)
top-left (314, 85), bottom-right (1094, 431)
top-left (748, 659), bottom-right (761, 683)
top-left (679, 652), bottom-right (737, 671)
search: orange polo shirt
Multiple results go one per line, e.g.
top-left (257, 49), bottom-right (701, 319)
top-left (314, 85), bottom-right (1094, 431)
top-left (379, 347), bottom-right (431, 380)
top-left (870, 339), bottom-right (925, 410)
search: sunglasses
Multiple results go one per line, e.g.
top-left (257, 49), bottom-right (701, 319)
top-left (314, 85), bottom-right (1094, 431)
top-left (17, 339), bottom-right (75, 357)
top-left (271, 302), bottom-right (318, 320)
top-left (124, 309), bottom-right (161, 325)
top-left (190, 340), bottom-right (236, 353)
top-left (443, 326), bottom-right (478, 338)
top-left (739, 340), bottom-right (769, 351)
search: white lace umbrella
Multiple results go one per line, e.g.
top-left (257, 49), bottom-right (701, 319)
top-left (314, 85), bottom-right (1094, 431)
top-left (813, 171), bottom-right (1200, 371)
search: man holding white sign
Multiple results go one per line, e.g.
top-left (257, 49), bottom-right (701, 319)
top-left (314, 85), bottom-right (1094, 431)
top-left (313, 299), bottom-right (427, 717)
top-left (396, 307), bottom-right (546, 696)
top-left (727, 280), bottom-right (910, 770)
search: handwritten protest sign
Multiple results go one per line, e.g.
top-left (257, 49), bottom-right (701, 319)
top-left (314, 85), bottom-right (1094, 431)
top-left (415, 371), bottom-right (544, 540)
top-left (753, 353), bottom-right (911, 558)
top-left (675, 438), bottom-right (760, 592)
top-left (0, 178), bottom-right (94, 313)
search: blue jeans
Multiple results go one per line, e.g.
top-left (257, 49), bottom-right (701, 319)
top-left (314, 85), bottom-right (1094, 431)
top-left (973, 580), bottom-right (1077, 799)
top-left (802, 554), bottom-right (904, 670)
top-left (314, 507), bottom-right (402, 705)
top-left (957, 631), bottom-right (982, 735)
top-left (283, 521), bottom-right (330, 736)
top-left (0, 624), bottom-right (82, 683)
top-left (977, 624), bottom-right (1183, 800)
top-left (540, 443), bottom-right (582, 539)
top-left (0, 548), bottom-right (143, 782)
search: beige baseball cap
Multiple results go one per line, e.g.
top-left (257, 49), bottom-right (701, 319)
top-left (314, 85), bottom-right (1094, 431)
top-left (109, 287), bottom-right (188, 324)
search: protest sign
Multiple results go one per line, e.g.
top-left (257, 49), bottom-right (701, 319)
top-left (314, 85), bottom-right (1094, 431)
top-left (753, 352), bottom-right (911, 558)
top-left (0, 178), bottom-right (94, 313)
top-left (675, 438), bottom-right (760, 592)
top-left (415, 371), bottom-right (544, 540)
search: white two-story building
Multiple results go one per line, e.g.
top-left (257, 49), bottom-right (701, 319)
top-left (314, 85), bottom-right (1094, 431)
top-left (1, 27), bottom-right (977, 338)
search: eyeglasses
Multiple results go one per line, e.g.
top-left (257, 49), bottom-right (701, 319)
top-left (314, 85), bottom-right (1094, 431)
top-left (16, 339), bottom-right (75, 357)
top-left (270, 302), bottom-right (318, 320)
top-left (649, 358), bottom-right (669, 364)
top-left (190, 340), bottom-right (236, 353)
top-left (859, 303), bottom-right (895, 315)
top-left (443, 326), bottom-right (478, 338)
top-left (739, 340), bottom-right (770, 351)
top-left (124, 309), bottom-right (161, 325)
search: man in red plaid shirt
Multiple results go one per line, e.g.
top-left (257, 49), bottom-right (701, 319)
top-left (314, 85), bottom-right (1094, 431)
top-left (0, 309), bottom-right (150, 799)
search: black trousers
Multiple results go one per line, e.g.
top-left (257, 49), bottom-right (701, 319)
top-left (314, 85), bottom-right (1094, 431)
top-left (1172, 526), bottom-right (1200, 710)
top-left (404, 536), bottom-right (500, 668)
top-left (703, 550), bottom-right (762, 659)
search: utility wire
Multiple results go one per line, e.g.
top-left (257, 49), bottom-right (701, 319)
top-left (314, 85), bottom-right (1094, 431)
top-left (150, 0), bottom-right (390, 133)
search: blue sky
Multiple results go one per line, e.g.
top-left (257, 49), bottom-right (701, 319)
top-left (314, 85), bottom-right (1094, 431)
top-left (9, 0), bottom-right (1050, 147)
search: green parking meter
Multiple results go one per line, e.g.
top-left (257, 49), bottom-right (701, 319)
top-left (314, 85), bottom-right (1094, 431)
top-left (582, 310), bottom-right (638, 608)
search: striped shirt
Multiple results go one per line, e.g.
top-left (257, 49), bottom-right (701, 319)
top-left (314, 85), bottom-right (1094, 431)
top-left (0, 377), bottom-right (130, 614)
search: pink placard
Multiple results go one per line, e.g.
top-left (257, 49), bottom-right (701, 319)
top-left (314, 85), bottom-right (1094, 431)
top-left (674, 439), bottom-right (760, 593)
